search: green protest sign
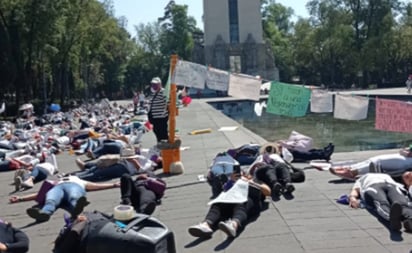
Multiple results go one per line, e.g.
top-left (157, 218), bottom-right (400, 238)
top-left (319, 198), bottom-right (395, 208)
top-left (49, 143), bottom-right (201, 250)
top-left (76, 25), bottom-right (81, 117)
top-left (266, 82), bottom-right (311, 117)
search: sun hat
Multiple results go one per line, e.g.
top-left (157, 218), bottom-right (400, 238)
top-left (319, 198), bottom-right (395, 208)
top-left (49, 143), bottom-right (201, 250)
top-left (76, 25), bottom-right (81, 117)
top-left (113, 205), bottom-right (137, 221)
top-left (259, 142), bottom-right (279, 155)
top-left (120, 148), bottom-right (139, 159)
top-left (151, 77), bottom-right (162, 85)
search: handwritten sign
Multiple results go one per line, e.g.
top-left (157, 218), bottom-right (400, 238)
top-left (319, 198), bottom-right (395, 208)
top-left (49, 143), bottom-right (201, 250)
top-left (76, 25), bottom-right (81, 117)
top-left (334, 94), bottom-right (369, 120)
top-left (310, 89), bottom-right (333, 113)
top-left (206, 67), bottom-right (229, 91)
top-left (266, 82), bottom-right (311, 117)
top-left (173, 60), bottom-right (207, 89)
top-left (228, 73), bottom-right (261, 101)
top-left (375, 98), bottom-right (412, 133)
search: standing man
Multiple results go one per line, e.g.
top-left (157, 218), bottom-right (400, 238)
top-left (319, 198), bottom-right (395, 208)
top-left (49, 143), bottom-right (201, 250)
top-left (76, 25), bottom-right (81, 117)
top-left (147, 77), bottom-right (169, 144)
top-left (406, 74), bottom-right (412, 94)
top-left (133, 91), bottom-right (139, 114)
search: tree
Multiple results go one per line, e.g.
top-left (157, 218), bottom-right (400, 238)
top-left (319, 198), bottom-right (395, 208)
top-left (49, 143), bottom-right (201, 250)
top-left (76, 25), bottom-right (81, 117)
top-left (261, 0), bottom-right (295, 81)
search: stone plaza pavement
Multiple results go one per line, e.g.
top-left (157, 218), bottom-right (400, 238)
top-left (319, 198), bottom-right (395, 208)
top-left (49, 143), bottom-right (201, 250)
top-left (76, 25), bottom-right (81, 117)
top-left (1, 96), bottom-right (412, 252)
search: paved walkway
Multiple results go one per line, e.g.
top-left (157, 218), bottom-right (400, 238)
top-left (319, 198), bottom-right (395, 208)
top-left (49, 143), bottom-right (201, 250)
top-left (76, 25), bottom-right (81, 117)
top-left (1, 98), bottom-right (412, 252)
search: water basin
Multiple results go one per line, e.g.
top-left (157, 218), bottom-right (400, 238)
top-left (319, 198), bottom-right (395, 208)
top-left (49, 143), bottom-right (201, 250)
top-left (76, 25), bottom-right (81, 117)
top-left (210, 99), bottom-right (412, 152)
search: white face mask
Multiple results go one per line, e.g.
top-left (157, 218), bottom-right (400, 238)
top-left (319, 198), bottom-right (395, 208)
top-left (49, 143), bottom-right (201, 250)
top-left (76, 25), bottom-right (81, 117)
top-left (150, 88), bottom-right (156, 93)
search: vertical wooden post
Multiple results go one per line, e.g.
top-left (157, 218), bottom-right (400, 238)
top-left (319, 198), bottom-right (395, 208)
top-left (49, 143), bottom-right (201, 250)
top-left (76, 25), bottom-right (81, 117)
top-left (168, 54), bottom-right (178, 144)
top-left (161, 54), bottom-right (180, 174)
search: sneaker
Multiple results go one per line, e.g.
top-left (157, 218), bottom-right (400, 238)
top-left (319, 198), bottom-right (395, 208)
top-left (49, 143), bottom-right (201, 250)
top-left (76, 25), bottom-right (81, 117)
top-left (283, 183), bottom-right (295, 194)
top-left (390, 202), bottom-right (403, 231)
top-left (323, 144), bottom-right (334, 162)
top-left (86, 150), bottom-right (94, 159)
top-left (71, 196), bottom-right (90, 218)
top-left (142, 201), bottom-right (157, 215)
top-left (188, 223), bottom-right (213, 238)
top-left (21, 179), bottom-right (34, 189)
top-left (218, 219), bottom-right (237, 238)
top-left (14, 176), bottom-right (22, 191)
top-left (120, 198), bottom-right (131, 205)
top-left (403, 219), bottom-right (412, 232)
top-left (272, 183), bottom-right (282, 197)
top-left (26, 208), bottom-right (50, 222)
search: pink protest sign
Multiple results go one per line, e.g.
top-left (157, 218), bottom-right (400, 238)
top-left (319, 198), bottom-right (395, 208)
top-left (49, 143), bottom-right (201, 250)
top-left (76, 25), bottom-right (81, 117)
top-left (375, 98), bottom-right (412, 133)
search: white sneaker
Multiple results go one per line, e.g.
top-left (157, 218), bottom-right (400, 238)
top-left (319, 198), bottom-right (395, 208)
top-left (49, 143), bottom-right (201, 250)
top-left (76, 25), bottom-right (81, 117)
top-left (218, 219), bottom-right (237, 237)
top-left (14, 176), bottom-right (22, 191)
top-left (188, 223), bottom-right (213, 238)
top-left (21, 179), bottom-right (34, 189)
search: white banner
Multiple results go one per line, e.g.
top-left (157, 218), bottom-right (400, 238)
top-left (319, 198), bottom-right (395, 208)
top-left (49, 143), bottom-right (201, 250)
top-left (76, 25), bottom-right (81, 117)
top-left (173, 60), bottom-right (207, 89)
top-left (206, 67), bottom-right (230, 91)
top-left (310, 89), bottom-right (333, 113)
top-left (228, 73), bottom-right (261, 101)
top-left (334, 94), bottom-right (369, 120)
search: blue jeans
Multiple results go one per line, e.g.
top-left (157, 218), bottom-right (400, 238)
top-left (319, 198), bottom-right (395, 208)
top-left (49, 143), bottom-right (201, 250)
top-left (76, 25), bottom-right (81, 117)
top-left (24, 166), bottom-right (48, 183)
top-left (74, 163), bottom-right (130, 182)
top-left (42, 182), bottom-right (86, 215)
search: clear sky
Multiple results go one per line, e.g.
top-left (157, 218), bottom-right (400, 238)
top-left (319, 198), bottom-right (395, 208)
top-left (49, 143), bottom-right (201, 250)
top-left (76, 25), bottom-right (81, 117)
top-left (111, 0), bottom-right (310, 36)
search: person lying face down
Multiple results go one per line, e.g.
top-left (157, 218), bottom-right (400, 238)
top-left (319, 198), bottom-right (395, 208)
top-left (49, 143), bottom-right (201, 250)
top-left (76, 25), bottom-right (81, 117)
top-left (348, 172), bottom-right (412, 232)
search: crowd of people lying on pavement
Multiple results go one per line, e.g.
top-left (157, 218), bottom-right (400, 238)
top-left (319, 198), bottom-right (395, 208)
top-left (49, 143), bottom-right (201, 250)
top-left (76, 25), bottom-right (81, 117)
top-left (2, 94), bottom-right (412, 252)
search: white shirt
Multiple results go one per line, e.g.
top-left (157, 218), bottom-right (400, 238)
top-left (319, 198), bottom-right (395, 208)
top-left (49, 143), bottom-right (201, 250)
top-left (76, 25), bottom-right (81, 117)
top-left (247, 153), bottom-right (285, 175)
top-left (354, 173), bottom-right (404, 199)
top-left (36, 162), bottom-right (56, 176)
top-left (57, 176), bottom-right (88, 190)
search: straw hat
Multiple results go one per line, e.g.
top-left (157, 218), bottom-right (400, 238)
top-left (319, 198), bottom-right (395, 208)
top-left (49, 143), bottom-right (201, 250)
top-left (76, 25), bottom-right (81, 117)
top-left (113, 205), bottom-right (137, 221)
top-left (120, 148), bottom-right (139, 159)
top-left (259, 142), bottom-right (279, 155)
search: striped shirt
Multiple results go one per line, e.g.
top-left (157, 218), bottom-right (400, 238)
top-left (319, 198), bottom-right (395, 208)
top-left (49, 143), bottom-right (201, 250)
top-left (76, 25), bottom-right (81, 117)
top-left (148, 89), bottom-right (168, 119)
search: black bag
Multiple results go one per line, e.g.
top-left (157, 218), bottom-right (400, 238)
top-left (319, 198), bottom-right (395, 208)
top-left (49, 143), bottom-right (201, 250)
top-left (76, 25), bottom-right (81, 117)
top-left (54, 211), bottom-right (176, 253)
top-left (85, 212), bottom-right (175, 253)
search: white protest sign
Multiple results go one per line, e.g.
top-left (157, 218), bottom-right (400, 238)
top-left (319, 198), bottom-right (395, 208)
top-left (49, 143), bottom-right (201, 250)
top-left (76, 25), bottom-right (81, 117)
top-left (310, 89), bottom-right (333, 113)
top-left (173, 60), bottom-right (207, 89)
top-left (228, 73), bottom-right (261, 101)
top-left (206, 67), bottom-right (229, 91)
top-left (208, 179), bottom-right (249, 205)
